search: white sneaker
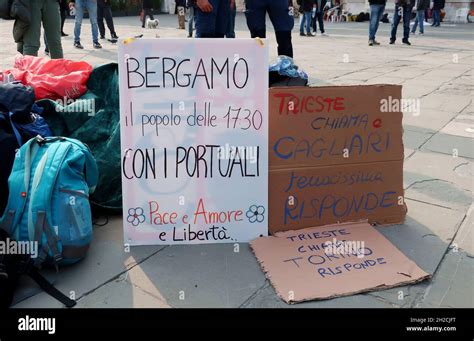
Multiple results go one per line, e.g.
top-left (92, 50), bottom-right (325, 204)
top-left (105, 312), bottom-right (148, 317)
top-left (321, 32), bottom-right (328, 36)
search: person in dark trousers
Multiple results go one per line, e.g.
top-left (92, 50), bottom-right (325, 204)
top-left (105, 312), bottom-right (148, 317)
top-left (368, 0), bottom-right (386, 46)
top-left (60, 0), bottom-right (69, 36)
top-left (194, 0), bottom-right (232, 38)
top-left (312, 0), bottom-right (327, 35)
top-left (21, 0), bottom-right (64, 58)
top-left (390, 0), bottom-right (415, 45)
top-left (411, 0), bottom-right (430, 34)
top-left (225, 0), bottom-right (237, 38)
top-left (431, 0), bottom-right (444, 26)
top-left (98, 0), bottom-right (118, 39)
top-left (187, 0), bottom-right (197, 37)
top-left (245, 0), bottom-right (295, 57)
top-left (176, 0), bottom-right (186, 29)
top-left (142, 0), bottom-right (155, 28)
top-left (298, 0), bottom-right (315, 36)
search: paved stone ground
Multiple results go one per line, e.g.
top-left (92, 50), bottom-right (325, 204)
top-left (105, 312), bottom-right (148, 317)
top-left (1, 14), bottom-right (473, 308)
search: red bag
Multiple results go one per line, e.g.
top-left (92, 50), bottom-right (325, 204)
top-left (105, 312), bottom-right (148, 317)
top-left (5, 55), bottom-right (93, 100)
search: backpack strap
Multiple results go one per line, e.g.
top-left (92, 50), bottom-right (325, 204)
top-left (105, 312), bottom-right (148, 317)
top-left (26, 264), bottom-right (77, 308)
top-left (8, 111), bottom-right (23, 146)
top-left (27, 139), bottom-right (71, 267)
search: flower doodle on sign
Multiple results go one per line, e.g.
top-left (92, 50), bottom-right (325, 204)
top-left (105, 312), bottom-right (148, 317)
top-left (127, 207), bottom-right (146, 227)
top-left (246, 205), bottom-right (265, 223)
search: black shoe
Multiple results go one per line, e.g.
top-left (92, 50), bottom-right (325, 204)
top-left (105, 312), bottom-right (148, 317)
top-left (74, 41), bottom-right (84, 49)
top-left (368, 39), bottom-right (374, 46)
top-left (61, 32), bottom-right (68, 37)
top-left (389, 39), bottom-right (395, 44)
top-left (100, 35), bottom-right (105, 40)
top-left (402, 39), bottom-right (411, 45)
top-left (111, 33), bottom-right (119, 40)
top-left (307, 32), bottom-right (316, 37)
top-left (93, 42), bottom-right (102, 49)
top-left (300, 32), bottom-right (306, 36)
top-left (44, 49), bottom-right (50, 56)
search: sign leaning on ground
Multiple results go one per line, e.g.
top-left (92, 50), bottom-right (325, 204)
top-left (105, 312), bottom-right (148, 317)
top-left (268, 85), bottom-right (407, 233)
top-left (118, 38), bottom-right (269, 245)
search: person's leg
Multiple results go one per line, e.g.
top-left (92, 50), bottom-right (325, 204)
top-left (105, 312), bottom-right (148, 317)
top-left (268, 0), bottom-right (294, 57)
top-left (178, 6), bottom-right (186, 29)
top-left (97, 4), bottom-right (106, 38)
top-left (390, 4), bottom-right (401, 41)
top-left (318, 11), bottom-right (325, 33)
top-left (299, 12), bottom-right (305, 33)
top-left (60, 8), bottom-right (67, 34)
top-left (22, 0), bottom-right (42, 56)
top-left (369, 4), bottom-right (380, 40)
top-left (214, 0), bottom-right (229, 38)
top-left (195, 0), bottom-right (219, 37)
top-left (42, 0), bottom-right (63, 58)
top-left (85, 0), bottom-right (99, 43)
top-left (306, 12), bottom-right (312, 34)
top-left (188, 7), bottom-right (194, 37)
top-left (419, 10), bottom-right (424, 33)
top-left (226, 5), bottom-right (236, 38)
top-left (104, 5), bottom-right (116, 36)
top-left (435, 9), bottom-right (441, 25)
top-left (245, 0), bottom-right (267, 38)
top-left (412, 12), bottom-right (418, 33)
top-left (149, 8), bottom-right (155, 20)
top-left (402, 5), bottom-right (411, 41)
top-left (74, 0), bottom-right (85, 43)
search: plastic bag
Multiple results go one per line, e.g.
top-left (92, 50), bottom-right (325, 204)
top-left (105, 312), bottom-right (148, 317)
top-left (4, 55), bottom-right (93, 100)
top-left (269, 56), bottom-right (309, 87)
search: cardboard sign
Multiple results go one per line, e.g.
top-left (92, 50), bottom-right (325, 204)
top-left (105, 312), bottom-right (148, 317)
top-left (251, 221), bottom-right (430, 304)
top-left (118, 39), bottom-right (269, 245)
top-left (268, 85), bottom-right (406, 233)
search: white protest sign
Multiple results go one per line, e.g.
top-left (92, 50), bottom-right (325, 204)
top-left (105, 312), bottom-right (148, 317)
top-left (118, 38), bottom-right (269, 245)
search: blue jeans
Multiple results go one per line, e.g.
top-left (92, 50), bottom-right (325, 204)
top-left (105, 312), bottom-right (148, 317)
top-left (432, 9), bottom-right (441, 25)
top-left (300, 11), bottom-right (312, 34)
top-left (195, 0), bottom-right (230, 38)
top-left (411, 10), bottom-right (425, 33)
top-left (369, 4), bottom-right (385, 40)
top-left (74, 0), bottom-right (99, 43)
top-left (390, 4), bottom-right (412, 41)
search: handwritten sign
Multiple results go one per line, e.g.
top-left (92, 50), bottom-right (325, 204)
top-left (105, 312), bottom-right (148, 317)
top-left (118, 39), bottom-right (269, 245)
top-left (268, 85), bottom-right (406, 233)
top-left (251, 221), bottom-right (430, 303)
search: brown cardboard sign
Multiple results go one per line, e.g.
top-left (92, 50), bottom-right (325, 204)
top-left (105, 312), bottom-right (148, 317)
top-left (268, 85), bottom-right (406, 232)
top-left (269, 85), bottom-right (404, 169)
top-left (251, 221), bottom-right (430, 304)
top-left (269, 160), bottom-right (407, 233)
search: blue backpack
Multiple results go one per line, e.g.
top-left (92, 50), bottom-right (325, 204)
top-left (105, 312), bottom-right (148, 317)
top-left (0, 136), bottom-right (99, 268)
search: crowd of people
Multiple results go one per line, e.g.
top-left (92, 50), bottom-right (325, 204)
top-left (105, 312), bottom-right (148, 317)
top-left (5, 0), bottom-right (449, 60)
top-left (369, 0), bottom-right (446, 46)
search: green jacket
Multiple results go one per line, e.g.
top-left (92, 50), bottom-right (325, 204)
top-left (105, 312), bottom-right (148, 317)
top-left (11, 0), bottom-right (30, 43)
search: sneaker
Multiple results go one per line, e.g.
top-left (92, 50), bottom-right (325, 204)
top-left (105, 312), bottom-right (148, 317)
top-left (61, 32), bottom-right (68, 37)
top-left (100, 35), bottom-right (105, 40)
top-left (111, 33), bottom-right (119, 40)
top-left (74, 41), bottom-right (84, 49)
top-left (410, 30), bottom-right (415, 34)
top-left (389, 39), bottom-right (395, 44)
top-left (402, 39), bottom-right (411, 45)
top-left (300, 32), bottom-right (306, 36)
top-left (307, 32), bottom-right (316, 36)
top-left (373, 40), bottom-right (380, 45)
top-left (321, 32), bottom-right (328, 36)
top-left (93, 42), bottom-right (102, 49)
top-left (44, 49), bottom-right (49, 56)
top-left (419, 32), bottom-right (424, 35)
top-left (368, 39), bottom-right (374, 46)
